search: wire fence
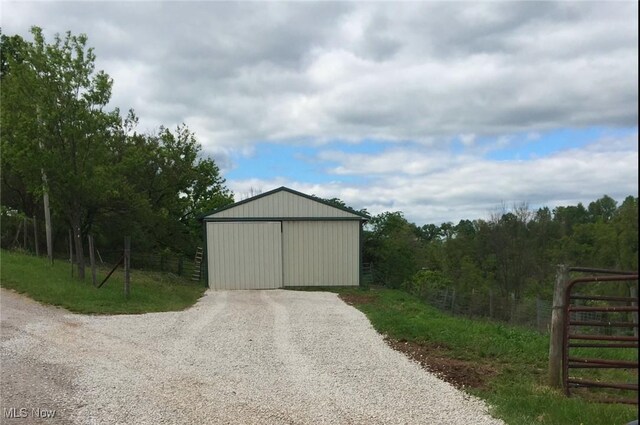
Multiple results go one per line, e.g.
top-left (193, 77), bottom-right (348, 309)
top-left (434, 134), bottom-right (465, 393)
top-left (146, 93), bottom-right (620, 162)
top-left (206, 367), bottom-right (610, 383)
top-left (423, 286), bottom-right (553, 332)
top-left (362, 263), bottom-right (553, 332)
top-left (363, 264), bottom-right (637, 335)
top-left (0, 215), bottom-right (204, 284)
top-left (93, 249), bottom-right (203, 283)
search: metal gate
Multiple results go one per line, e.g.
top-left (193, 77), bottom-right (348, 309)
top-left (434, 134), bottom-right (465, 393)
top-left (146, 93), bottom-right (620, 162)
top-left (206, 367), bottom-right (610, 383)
top-left (562, 268), bottom-right (638, 404)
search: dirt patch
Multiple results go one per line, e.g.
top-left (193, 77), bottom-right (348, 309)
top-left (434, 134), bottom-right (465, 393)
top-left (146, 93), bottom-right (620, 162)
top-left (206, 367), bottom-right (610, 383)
top-left (385, 338), bottom-right (497, 390)
top-left (339, 293), bottom-right (378, 306)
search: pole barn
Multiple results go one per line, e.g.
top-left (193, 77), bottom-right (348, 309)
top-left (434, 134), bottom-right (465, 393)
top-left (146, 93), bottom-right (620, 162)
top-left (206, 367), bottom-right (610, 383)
top-left (202, 187), bottom-right (368, 290)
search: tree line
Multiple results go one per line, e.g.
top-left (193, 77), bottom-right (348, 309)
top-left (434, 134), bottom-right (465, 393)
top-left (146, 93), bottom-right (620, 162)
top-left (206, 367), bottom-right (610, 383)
top-left (363, 195), bottom-right (638, 302)
top-left (1, 27), bottom-right (234, 278)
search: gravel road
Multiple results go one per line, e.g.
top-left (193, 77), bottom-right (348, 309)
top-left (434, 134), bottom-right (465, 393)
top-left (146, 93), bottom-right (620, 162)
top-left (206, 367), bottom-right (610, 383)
top-left (1, 288), bottom-right (504, 425)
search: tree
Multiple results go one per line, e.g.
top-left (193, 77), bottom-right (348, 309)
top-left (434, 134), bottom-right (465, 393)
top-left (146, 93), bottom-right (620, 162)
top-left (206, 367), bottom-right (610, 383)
top-left (553, 203), bottom-right (589, 237)
top-left (118, 124), bottom-right (233, 253)
top-left (613, 196), bottom-right (638, 270)
top-left (364, 211), bottom-right (423, 287)
top-left (2, 27), bottom-right (234, 270)
top-left (588, 195), bottom-right (618, 223)
top-left (2, 27), bottom-right (123, 278)
top-left (314, 196), bottom-right (369, 217)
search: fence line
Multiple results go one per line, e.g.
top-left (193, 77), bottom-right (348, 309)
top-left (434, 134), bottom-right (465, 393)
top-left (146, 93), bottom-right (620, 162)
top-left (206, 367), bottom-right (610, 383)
top-left (362, 264), bottom-right (636, 335)
top-left (1, 215), bottom-right (203, 283)
top-left (97, 250), bottom-right (203, 282)
top-left (420, 286), bottom-right (553, 332)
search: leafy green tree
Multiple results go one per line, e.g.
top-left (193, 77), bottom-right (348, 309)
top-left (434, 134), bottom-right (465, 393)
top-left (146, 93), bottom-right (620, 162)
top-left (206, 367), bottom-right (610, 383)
top-left (588, 195), bottom-right (618, 223)
top-left (0, 31), bottom-right (28, 79)
top-left (2, 27), bottom-right (120, 278)
top-left (613, 196), bottom-right (638, 270)
top-left (1, 27), bottom-right (234, 274)
top-left (88, 119), bottom-right (234, 256)
top-left (364, 211), bottom-right (423, 287)
top-left (417, 223), bottom-right (440, 243)
top-left (553, 203), bottom-right (589, 237)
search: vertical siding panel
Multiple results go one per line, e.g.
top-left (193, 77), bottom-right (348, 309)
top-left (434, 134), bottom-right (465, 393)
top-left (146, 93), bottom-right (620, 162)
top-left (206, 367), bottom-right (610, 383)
top-left (275, 221), bottom-right (283, 289)
top-left (258, 223), bottom-right (264, 289)
top-left (211, 224), bottom-right (216, 289)
top-left (218, 223), bottom-right (224, 289)
top-left (237, 223), bottom-right (242, 290)
top-left (316, 222), bottom-right (322, 285)
top-left (283, 222), bottom-right (289, 286)
top-left (242, 223), bottom-right (248, 290)
top-left (228, 223), bottom-right (233, 290)
top-left (319, 222), bottom-right (325, 285)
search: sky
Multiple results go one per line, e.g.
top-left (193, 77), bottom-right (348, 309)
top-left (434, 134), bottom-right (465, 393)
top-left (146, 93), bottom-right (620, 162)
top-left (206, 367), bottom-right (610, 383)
top-left (2, 1), bottom-right (638, 225)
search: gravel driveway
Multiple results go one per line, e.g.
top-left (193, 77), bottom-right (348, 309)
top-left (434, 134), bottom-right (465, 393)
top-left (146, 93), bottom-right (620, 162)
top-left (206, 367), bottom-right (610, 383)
top-left (1, 288), bottom-right (503, 425)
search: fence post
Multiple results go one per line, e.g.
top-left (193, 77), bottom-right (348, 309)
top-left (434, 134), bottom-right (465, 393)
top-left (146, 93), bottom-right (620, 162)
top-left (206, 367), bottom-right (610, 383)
top-left (23, 217), bottom-right (28, 250)
top-left (451, 288), bottom-right (456, 312)
top-left (33, 215), bottom-right (40, 256)
top-left (489, 289), bottom-right (494, 318)
top-left (549, 264), bottom-right (569, 388)
top-left (631, 284), bottom-right (638, 338)
top-left (536, 296), bottom-right (542, 331)
top-left (88, 235), bottom-right (97, 286)
top-left (69, 229), bottom-right (74, 278)
top-left (124, 236), bottom-right (131, 298)
top-left (178, 256), bottom-right (184, 276)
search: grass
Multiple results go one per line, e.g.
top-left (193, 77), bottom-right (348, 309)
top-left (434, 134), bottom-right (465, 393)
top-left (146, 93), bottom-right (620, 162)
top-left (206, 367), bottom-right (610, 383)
top-left (0, 249), bottom-right (206, 314)
top-left (331, 286), bottom-right (638, 425)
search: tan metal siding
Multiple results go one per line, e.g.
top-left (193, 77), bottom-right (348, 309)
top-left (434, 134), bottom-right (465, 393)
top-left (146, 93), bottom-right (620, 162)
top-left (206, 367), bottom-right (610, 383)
top-left (210, 191), bottom-right (360, 219)
top-left (206, 222), bottom-right (282, 289)
top-left (282, 221), bottom-right (359, 287)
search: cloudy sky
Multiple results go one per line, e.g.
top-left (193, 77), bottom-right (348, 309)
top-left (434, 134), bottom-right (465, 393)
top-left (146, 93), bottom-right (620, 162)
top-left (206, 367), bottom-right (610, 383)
top-left (2, 1), bottom-right (638, 224)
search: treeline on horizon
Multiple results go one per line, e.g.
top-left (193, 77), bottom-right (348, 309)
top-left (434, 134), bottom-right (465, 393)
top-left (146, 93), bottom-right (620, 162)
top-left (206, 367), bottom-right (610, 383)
top-left (361, 194), bottom-right (638, 302)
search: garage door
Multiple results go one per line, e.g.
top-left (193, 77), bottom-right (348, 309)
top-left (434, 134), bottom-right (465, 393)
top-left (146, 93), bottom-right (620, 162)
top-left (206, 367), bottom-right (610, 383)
top-left (206, 221), bottom-right (282, 289)
top-left (282, 221), bottom-right (359, 287)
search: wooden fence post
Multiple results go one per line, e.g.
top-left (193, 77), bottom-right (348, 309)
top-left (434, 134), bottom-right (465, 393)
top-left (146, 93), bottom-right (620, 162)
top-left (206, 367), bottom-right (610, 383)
top-left (549, 264), bottom-right (569, 388)
top-left (88, 235), bottom-right (97, 286)
top-left (124, 236), bottom-right (131, 298)
top-left (23, 217), bottom-right (28, 250)
top-left (33, 215), bottom-right (39, 256)
top-left (536, 296), bottom-right (542, 331)
top-left (451, 288), bottom-right (456, 312)
top-left (631, 284), bottom-right (638, 338)
top-left (69, 229), bottom-right (74, 278)
top-left (489, 289), bottom-right (494, 318)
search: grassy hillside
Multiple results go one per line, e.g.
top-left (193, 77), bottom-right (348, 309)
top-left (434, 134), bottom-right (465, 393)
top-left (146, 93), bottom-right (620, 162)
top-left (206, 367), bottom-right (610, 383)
top-left (0, 249), bottom-right (206, 314)
top-left (336, 287), bottom-right (637, 425)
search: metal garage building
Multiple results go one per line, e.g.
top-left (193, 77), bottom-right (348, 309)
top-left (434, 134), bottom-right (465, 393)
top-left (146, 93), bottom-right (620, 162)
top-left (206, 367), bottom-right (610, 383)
top-left (202, 187), bottom-right (368, 289)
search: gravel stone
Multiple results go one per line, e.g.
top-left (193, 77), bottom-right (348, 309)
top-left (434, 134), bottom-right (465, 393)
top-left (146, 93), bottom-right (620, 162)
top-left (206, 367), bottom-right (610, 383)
top-left (1, 288), bottom-right (504, 424)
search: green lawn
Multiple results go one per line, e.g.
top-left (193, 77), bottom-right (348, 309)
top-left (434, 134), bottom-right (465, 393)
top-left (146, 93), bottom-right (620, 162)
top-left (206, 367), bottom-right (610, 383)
top-left (0, 249), bottom-right (206, 314)
top-left (334, 287), bottom-right (638, 425)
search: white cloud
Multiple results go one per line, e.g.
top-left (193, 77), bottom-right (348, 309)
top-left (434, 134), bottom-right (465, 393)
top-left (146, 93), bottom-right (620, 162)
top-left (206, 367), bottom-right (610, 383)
top-left (2, 2), bottom-right (637, 223)
top-left (2, 2), bottom-right (636, 150)
top-left (229, 133), bottom-right (638, 224)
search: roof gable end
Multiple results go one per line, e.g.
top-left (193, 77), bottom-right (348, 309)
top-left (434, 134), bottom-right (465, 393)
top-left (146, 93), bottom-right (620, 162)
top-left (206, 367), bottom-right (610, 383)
top-left (203, 187), bottom-right (368, 220)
